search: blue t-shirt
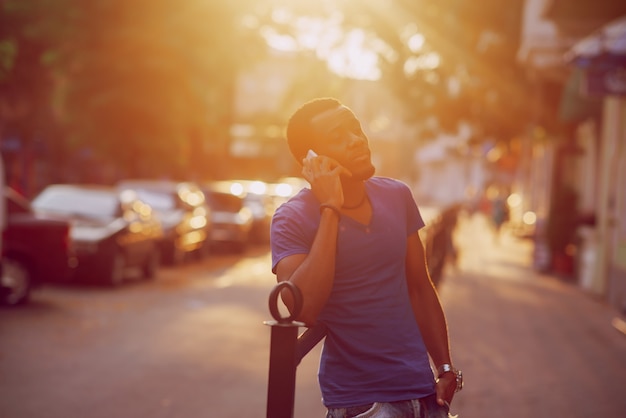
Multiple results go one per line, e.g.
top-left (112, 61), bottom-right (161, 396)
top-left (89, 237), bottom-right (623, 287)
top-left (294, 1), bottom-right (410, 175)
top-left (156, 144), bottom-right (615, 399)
top-left (270, 177), bottom-right (436, 408)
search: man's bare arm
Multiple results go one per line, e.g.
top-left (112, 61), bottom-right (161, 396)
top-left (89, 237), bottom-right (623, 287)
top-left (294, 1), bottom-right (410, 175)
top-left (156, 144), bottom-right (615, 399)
top-left (405, 232), bottom-right (458, 405)
top-left (274, 207), bottom-right (340, 325)
top-left (406, 232), bottom-right (451, 365)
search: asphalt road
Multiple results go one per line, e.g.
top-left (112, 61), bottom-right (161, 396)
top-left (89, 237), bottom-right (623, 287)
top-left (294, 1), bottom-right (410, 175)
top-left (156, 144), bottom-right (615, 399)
top-left (0, 245), bottom-right (326, 418)
top-left (2, 214), bottom-right (626, 418)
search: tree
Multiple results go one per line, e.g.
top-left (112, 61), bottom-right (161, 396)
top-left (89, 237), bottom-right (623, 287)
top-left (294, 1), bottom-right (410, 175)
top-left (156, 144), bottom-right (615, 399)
top-left (365, 0), bottom-right (531, 139)
top-left (252, 0), bottom-right (531, 141)
top-left (1, 0), bottom-right (537, 187)
top-left (1, 0), bottom-right (265, 184)
top-left (0, 0), bottom-right (65, 194)
top-left (54, 0), bottom-right (262, 179)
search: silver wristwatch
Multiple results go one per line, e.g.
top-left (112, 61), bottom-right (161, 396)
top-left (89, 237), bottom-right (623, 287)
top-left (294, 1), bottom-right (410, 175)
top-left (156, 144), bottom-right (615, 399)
top-left (437, 363), bottom-right (464, 392)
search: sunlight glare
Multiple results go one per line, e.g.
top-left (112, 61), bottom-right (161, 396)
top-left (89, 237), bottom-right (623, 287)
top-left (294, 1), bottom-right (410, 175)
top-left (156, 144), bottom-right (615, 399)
top-left (523, 211), bottom-right (537, 225)
top-left (271, 7), bottom-right (291, 24)
top-left (274, 183), bottom-right (293, 197)
top-left (261, 27), bottom-right (299, 51)
top-left (408, 33), bottom-right (425, 53)
top-left (298, 16), bottom-right (342, 52)
top-left (507, 193), bottom-right (522, 208)
top-left (404, 52), bottom-right (441, 77)
top-left (327, 29), bottom-right (381, 80)
top-left (230, 183), bottom-right (245, 196)
top-left (401, 23), bottom-right (425, 54)
top-left (249, 181), bottom-right (267, 195)
top-left (260, 8), bottom-right (382, 80)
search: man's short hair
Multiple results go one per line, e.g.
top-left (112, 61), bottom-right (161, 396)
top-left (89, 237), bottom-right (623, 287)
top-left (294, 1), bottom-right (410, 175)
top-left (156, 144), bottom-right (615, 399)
top-left (286, 97), bottom-right (342, 163)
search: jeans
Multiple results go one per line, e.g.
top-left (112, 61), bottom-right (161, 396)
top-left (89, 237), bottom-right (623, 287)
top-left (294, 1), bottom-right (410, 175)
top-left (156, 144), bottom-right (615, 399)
top-left (325, 393), bottom-right (453, 418)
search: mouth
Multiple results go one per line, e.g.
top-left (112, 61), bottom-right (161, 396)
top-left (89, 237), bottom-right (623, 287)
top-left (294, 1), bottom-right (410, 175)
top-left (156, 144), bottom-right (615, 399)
top-left (352, 151), bottom-right (371, 164)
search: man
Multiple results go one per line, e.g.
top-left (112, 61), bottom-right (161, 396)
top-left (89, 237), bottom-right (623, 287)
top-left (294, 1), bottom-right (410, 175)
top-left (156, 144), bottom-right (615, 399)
top-left (270, 98), bottom-right (462, 418)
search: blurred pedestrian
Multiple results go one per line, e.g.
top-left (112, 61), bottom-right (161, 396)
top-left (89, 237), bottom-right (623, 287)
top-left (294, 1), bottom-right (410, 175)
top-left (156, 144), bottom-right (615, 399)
top-left (270, 97), bottom-right (462, 418)
top-left (489, 187), bottom-right (509, 243)
top-left (442, 205), bottom-right (460, 269)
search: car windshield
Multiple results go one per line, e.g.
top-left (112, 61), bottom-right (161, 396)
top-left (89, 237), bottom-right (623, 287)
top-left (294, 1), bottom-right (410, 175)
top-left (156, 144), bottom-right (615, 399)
top-left (33, 188), bottom-right (119, 219)
top-left (133, 189), bottom-right (176, 211)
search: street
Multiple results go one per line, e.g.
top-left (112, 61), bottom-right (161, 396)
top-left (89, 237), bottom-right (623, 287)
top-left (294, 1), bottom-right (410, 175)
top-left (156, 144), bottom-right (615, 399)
top-left (1, 213), bottom-right (625, 418)
top-left (442, 213), bottom-right (626, 418)
top-left (0, 245), bottom-right (325, 418)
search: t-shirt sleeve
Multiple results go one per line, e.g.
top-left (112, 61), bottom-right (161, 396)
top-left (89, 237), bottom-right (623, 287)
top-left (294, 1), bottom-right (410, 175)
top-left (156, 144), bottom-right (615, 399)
top-left (400, 181), bottom-right (425, 235)
top-left (270, 204), bottom-right (312, 274)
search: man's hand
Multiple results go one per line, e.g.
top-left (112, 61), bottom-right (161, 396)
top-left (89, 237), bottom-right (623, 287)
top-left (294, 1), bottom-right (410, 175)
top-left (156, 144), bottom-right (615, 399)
top-left (301, 153), bottom-right (351, 208)
top-left (435, 372), bottom-right (457, 408)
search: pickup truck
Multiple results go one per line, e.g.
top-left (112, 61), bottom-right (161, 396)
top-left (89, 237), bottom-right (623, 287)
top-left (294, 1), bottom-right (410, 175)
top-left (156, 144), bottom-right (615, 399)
top-left (1, 187), bottom-right (76, 306)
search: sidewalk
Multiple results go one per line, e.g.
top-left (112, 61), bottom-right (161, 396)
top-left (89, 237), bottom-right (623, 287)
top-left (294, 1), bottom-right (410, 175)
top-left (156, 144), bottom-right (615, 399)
top-left (437, 212), bottom-right (626, 418)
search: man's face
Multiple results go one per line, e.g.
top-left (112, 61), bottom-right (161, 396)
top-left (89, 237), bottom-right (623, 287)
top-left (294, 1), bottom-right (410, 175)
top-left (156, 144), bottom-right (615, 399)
top-left (309, 105), bottom-right (375, 180)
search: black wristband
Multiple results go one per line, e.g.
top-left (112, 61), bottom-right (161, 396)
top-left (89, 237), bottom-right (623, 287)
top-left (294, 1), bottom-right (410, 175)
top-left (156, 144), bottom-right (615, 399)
top-left (319, 204), bottom-right (341, 219)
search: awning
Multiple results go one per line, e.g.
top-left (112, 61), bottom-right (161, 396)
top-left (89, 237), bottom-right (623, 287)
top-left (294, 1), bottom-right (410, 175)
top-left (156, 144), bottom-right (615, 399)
top-left (566, 15), bottom-right (626, 63)
top-left (565, 15), bottom-right (626, 97)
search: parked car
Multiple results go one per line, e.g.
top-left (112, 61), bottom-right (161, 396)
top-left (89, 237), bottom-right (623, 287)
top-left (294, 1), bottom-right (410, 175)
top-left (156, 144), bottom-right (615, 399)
top-left (214, 180), bottom-right (273, 244)
top-left (202, 182), bottom-right (254, 252)
top-left (31, 184), bottom-right (163, 286)
top-left (267, 176), bottom-right (310, 209)
top-left (1, 187), bottom-right (76, 305)
top-left (117, 180), bottom-right (212, 264)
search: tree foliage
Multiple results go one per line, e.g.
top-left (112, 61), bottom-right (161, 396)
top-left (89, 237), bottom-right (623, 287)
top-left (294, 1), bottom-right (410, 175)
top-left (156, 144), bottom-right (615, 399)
top-left (255, 0), bottom-right (530, 140)
top-left (59, 0), bottom-right (264, 178)
top-left (0, 0), bottom-right (58, 139)
top-left (1, 0), bottom-right (535, 187)
top-left (350, 0), bottom-right (531, 138)
top-left (1, 0), bottom-right (262, 181)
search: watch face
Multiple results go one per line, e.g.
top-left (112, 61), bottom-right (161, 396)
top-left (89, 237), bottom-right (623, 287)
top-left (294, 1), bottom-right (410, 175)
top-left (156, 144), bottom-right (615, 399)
top-left (437, 364), bottom-right (453, 376)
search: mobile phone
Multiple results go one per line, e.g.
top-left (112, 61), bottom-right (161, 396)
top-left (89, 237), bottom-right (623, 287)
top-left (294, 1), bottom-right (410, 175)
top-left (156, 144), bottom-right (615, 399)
top-left (306, 149), bottom-right (317, 160)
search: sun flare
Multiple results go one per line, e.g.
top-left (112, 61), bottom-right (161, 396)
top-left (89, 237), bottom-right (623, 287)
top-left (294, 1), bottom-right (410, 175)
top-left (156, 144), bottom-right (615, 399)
top-left (259, 8), bottom-right (384, 80)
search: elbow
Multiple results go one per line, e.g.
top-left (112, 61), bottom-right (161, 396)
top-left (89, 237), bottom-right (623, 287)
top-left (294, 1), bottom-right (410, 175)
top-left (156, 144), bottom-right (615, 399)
top-left (296, 299), bottom-right (325, 326)
top-left (280, 284), bottom-right (322, 325)
top-left (279, 295), bottom-right (318, 325)
top-left (297, 307), bottom-right (320, 327)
